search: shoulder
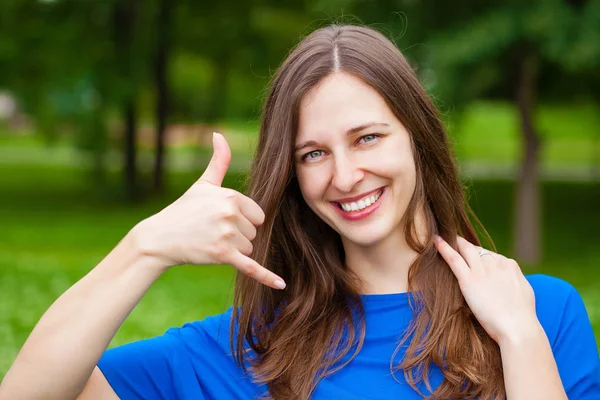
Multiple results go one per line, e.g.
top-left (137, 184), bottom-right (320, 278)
top-left (525, 275), bottom-right (600, 397)
top-left (525, 273), bottom-right (580, 319)
top-left (99, 307), bottom-right (236, 369)
top-left (165, 307), bottom-right (236, 355)
top-left (525, 273), bottom-right (577, 303)
top-left (98, 307), bottom-right (264, 398)
top-left (525, 274), bottom-right (591, 344)
top-left (173, 306), bottom-right (235, 335)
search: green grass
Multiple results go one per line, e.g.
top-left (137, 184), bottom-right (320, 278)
top-left (451, 102), bottom-right (600, 165)
top-left (0, 165), bottom-right (242, 377)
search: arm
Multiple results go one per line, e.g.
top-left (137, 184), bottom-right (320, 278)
top-left (77, 367), bottom-right (121, 400)
top-left (434, 236), bottom-right (569, 399)
top-left (499, 323), bottom-right (567, 400)
top-left (0, 133), bottom-right (284, 400)
top-left (0, 232), bottom-right (166, 400)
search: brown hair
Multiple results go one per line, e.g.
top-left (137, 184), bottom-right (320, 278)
top-left (232, 24), bottom-right (504, 399)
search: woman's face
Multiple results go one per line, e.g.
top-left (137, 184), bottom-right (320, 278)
top-left (294, 72), bottom-right (417, 247)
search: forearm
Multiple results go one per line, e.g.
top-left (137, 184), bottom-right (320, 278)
top-left (499, 323), bottom-right (567, 400)
top-left (0, 229), bottom-right (166, 400)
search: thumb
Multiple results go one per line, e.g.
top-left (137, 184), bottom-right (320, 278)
top-left (198, 132), bottom-right (231, 186)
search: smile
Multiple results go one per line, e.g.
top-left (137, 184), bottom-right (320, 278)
top-left (337, 188), bottom-right (383, 212)
top-left (331, 187), bottom-right (386, 221)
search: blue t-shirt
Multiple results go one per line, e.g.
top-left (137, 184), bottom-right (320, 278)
top-left (98, 274), bottom-right (600, 399)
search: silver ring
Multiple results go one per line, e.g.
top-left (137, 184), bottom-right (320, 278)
top-left (478, 248), bottom-right (493, 257)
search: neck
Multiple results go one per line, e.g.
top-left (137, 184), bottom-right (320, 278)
top-left (342, 230), bottom-right (416, 295)
top-left (342, 209), bottom-right (428, 295)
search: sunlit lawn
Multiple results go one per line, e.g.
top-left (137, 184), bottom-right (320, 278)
top-left (0, 162), bottom-right (599, 378)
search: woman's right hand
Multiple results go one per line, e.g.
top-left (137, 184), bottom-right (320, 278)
top-left (132, 132), bottom-right (286, 290)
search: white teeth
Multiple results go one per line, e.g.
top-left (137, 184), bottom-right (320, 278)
top-left (338, 189), bottom-right (382, 212)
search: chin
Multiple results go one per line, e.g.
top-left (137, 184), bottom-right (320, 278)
top-left (339, 227), bottom-right (391, 248)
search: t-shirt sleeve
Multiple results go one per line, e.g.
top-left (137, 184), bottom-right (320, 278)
top-left (97, 308), bottom-right (266, 400)
top-left (538, 276), bottom-right (600, 399)
top-left (97, 326), bottom-right (205, 400)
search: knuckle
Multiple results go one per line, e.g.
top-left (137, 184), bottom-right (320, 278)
top-left (449, 254), bottom-right (463, 265)
top-left (223, 188), bottom-right (238, 200)
top-left (219, 205), bottom-right (237, 220)
top-left (210, 243), bottom-right (229, 262)
top-left (255, 268), bottom-right (268, 283)
top-left (220, 225), bottom-right (236, 240)
top-left (243, 262), bottom-right (257, 276)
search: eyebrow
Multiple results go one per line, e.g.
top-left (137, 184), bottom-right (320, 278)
top-left (294, 122), bottom-right (391, 153)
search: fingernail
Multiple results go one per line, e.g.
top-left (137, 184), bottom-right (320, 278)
top-left (274, 279), bottom-right (286, 290)
top-left (434, 235), bottom-right (442, 243)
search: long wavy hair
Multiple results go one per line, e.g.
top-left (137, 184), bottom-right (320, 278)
top-left (232, 24), bottom-right (504, 400)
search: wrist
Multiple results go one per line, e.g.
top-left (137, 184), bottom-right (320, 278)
top-left (126, 220), bottom-right (172, 273)
top-left (497, 319), bottom-right (546, 349)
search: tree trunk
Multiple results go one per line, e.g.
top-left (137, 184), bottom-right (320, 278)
top-left (514, 51), bottom-right (541, 264)
top-left (123, 102), bottom-right (137, 200)
top-left (153, 0), bottom-right (171, 193)
top-left (114, 0), bottom-right (139, 202)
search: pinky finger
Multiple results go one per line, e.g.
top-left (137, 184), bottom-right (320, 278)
top-left (229, 251), bottom-right (287, 290)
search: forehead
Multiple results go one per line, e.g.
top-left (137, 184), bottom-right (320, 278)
top-left (296, 72), bottom-right (397, 142)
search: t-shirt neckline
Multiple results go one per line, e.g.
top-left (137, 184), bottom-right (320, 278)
top-left (359, 291), bottom-right (412, 303)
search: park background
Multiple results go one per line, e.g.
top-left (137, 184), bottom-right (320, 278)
top-left (1, 0), bottom-right (599, 377)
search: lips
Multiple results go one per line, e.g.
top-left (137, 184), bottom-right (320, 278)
top-left (332, 186), bottom-right (385, 204)
top-left (331, 186), bottom-right (387, 221)
top-left (335, 188), bottom-right (383, 211)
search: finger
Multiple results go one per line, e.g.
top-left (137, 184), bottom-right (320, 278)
top-left (456, 236), bottom-right (484, 271)
top-left (228, 251), bottom-right (286, 290)
top-left (232, 230), bottom-right (254, 256)
top-left (236, 214), bottom-right (258, 241)
top-left (434, 235), bottom-right (470, 282)
top-left (197, 132), bottom-right (231, 186)
top-left (235, 193), bottom-right (266, 226)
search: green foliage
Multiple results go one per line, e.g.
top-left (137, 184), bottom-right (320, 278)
top-left (422, 0), bottom-right (600, 105)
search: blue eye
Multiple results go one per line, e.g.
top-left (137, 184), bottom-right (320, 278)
top-left (302, 150), bottom-right (323, 161)
top-left (363, 135), bottom-right (375, 142)
top-left (360, 134), bottom-right (380, 144)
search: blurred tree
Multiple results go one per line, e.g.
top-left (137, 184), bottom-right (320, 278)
top-left (424, 0), bottom-right (600, 264)
top-left (2, 0), bottom-right (597, 219)
top-left (153, 0), bottom-right (173, 193)
top-left (113, 0), bottom-right (141, 201)
top-left (0, 0), bottom-right (152, 199)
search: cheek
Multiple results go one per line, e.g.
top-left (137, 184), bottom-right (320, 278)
top-left (296, 168), bottom-right (329, 204)
top-left (368, 152), bottom-right (416, 182)
top-left (368, 136), bottom-right (416, 175)
top-left (396, 160), bottom-right (417, 191)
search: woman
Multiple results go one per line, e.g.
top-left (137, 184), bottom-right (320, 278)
top-left (1, 24), bottom-right (598, 400)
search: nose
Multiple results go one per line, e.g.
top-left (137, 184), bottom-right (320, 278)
top-left (331, 152), bottom-right (364, 193)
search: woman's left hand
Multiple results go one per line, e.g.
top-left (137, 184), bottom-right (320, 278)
top-left (434, 235), bottom-right (541, 345)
